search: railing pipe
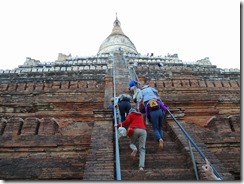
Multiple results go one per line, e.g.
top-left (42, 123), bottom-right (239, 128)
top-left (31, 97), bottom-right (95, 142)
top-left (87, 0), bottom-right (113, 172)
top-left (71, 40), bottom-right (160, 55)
top-left (167, 108), bottom-right (222, 180)
top-left (123, 55), bottom-right (139, 83)
top-left (112, 52), bottom-right (122, 180)
top-left (132, 67), bottom-right (139, 83)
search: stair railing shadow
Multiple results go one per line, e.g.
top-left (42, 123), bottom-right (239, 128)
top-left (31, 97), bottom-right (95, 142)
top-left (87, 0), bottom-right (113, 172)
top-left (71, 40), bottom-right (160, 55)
top-left (167, 108), bottom-right (222, 180)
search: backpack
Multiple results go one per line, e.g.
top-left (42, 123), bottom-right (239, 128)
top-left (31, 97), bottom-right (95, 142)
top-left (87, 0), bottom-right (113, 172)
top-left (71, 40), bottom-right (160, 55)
top-left (148, 99), bottom-right (160, 111)
top-left (120, 94), bottom-right (131, 102)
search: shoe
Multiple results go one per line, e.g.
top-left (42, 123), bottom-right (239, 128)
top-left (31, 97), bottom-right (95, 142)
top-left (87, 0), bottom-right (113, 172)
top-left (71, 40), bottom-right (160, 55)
top-left (139, 167), bottom-right (144, 171)
top-left (159, 139), bottom-right (164, 149)
top-left (146, 118), bottom-right (150, 125)
top-left (130, 148), bottom-right (137, 159)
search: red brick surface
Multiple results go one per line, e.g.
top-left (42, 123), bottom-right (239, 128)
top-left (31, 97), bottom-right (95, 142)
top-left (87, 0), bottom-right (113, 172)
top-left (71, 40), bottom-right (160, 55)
top-left (0, 59), bottom-right (240, 180)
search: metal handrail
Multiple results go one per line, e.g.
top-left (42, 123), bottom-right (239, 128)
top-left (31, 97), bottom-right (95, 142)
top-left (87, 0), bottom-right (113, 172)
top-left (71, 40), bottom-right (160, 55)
top-left (112, 52), bottom-right (122, 180)
top-left (131, 66), bottom-right (139, 82)
top-left (123, 56), bottom-right (140, 87)
top-left (167, 109), bottom-right (222, 180)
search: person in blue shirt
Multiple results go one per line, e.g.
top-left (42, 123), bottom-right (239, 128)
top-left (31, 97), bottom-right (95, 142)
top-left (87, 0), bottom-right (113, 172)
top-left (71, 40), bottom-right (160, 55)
top-left (141, 85), bottom-right (160, 106)
top-left (141, 85), bottom-right (167, 149)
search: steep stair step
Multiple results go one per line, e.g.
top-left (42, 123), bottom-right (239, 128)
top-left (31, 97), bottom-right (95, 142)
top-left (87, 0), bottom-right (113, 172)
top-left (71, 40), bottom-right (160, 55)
top-left (121, 168), bottom-right (196, 180)
top-left (120, 153), bottom-right (189, 169)
top-left (118, 121), bottom-right (195, 180)
top-left (119, 140), bottom-right (182, 153)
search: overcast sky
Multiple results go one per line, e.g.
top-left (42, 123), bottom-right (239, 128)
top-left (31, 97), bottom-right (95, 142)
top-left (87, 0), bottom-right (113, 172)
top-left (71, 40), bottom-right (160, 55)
top-left (0, 0), bottom-right (240, 70)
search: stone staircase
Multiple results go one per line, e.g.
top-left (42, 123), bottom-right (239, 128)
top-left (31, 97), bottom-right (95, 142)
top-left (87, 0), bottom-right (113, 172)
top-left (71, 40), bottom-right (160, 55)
top-left (111, 52), bottom-right (196, 180)
top-left (118, 121), bottom-right (196, 180)
top-left (113, 52), bottom-right (131, 95)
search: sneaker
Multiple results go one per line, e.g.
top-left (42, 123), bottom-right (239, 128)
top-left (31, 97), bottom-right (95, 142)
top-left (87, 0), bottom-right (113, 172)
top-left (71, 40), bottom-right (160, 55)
top-left (139, 167), bottom-right (144, 171)
top-left (159, 139), bottom-right (164, 149)
top-left (130, 148), bottom-right (137, 159)
top-left (146, 118), bottom-right (150, 125)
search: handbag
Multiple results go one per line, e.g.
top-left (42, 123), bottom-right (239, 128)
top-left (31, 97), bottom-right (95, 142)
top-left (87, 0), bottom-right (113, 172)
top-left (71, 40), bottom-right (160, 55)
top-left (126, 127), bottom-right (134, 138)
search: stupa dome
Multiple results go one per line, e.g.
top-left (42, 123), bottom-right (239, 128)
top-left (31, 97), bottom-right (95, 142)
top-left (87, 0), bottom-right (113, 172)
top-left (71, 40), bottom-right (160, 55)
top-left (97, 15), bottom-right (138, 55)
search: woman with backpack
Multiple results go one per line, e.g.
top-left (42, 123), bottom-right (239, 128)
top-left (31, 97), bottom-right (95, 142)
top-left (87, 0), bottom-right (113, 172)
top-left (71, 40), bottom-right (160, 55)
top-left (141, 85), bottom-right (160, 106)
top-left (141, 85), bottom-right (167, 149)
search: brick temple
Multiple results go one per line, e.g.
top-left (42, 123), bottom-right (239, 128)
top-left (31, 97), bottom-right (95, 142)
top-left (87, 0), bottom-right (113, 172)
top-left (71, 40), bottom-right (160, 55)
top-left (0, 16), bottom-right (240, 181)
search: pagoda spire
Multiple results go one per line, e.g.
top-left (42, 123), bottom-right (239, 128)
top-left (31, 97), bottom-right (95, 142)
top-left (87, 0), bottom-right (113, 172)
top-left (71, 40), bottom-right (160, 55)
top-left (113, 12), bottom-right (121, 27)
top-left (111, 13), bottom-right (124, 35)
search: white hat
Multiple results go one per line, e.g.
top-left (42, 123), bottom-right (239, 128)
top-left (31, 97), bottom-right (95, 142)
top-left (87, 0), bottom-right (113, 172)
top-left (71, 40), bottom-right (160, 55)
top-left (118, 127), bottom-right (126, 139)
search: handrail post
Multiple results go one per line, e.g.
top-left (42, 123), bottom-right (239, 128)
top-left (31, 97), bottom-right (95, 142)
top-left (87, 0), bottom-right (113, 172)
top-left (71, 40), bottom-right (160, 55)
top-left (188, 140), bottom-right (199, 180)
